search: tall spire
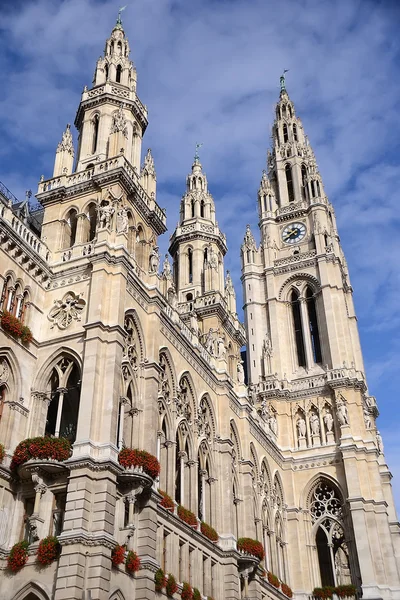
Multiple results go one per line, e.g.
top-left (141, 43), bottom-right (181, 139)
top-left (115, 5), bottom-right (127, 30)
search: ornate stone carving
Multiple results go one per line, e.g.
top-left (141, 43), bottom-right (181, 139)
top-left (310, 412), bottom-right (320, 435)
top-left (297, 416), bottom-right (306, 439)
top-left (110, 104), bottom-right (128, 138)
top-left (98, 202), bottom-right (114, 229)
top-left (324, 409), bottom-right (334, 433)
top-left (336, 396), bottom-right (349, 427)
top-left (123, 316), bottom-right (139, 370)
top-left (176, 380), bottom-right (192, 422)
top-left (376, 431), bottom-right (384, 454)
top-left (0, 359), bottom-right (9, 383)
top-left (56, 124), bottom-right (74, 156)
top-left (117, 206), bottom-right (128, 233)
top-left (149, 246), bottom-right (160, 273)
top-left (197, 397), bottom-right (212, 442)
top-left (309, 482), bottom-right (342, 523)
top-left (48, 291), bottom-right (86, 329)
top-left (162, 254), bottom-right (172, 278)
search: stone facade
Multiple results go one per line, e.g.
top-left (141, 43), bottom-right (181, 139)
top-left (0, 19), bottom-right (399, 600)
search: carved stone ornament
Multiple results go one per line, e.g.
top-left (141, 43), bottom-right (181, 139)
top-left (111, 104), bottom-right (128, 138)
top-left (117, 206), bottom-right (129, 233)
top-left (56, 124), bottom-right (74, 156)
top-left (48, 291), bottom-right (86, 329)
top-left (0, 359), bottom-right (9, 383)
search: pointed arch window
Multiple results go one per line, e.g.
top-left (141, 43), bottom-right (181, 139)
top-left (306, 287), bottom-right (322, 363)
top-left (291, 290), bottom-right (306, 368)
top-left (105, 64), bottom-right (109, 80)
top-left (116, 64), bottom-right (122, 83)
top-left (293, 123), bottom-right (298, 141)
top-left (92, 114), bottom-right (100, 154)
top-left (200, 199), bottom-right (205, 218)
top-left (282, 104), bottom-right (287, 117)
top-left (191, 198), bottom-right (195, 218)
top-left (288, 105), bottom-right (293, 118)
top-left (301, 164), bottom-right (308, 200)
top-left (65, 209), bottom-right (78, 248)
top-left (311, 180), bottom-right (316, 198)
top-left (285, 164), bottom-right (295, 203)
top-left (283, 124), bottom-right (288, 143)
top-left (188, 248), bottom-right (193, 283)
top-left (45, 358), bottom-right (81, 443)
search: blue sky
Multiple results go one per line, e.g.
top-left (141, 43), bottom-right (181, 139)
top-left (1, 0), bottom-right (399, 509)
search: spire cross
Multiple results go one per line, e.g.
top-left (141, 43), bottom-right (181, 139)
top-left (194, 143), bottom-right (203, 162)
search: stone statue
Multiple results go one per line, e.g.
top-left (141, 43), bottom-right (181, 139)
top-left (208, 245), bottom-right (218, 269)
top-left (237, 361), bottom-right (245, 384)
top-left (297, 417), bottom-right (306, 439)
top-left (269, 414), bottom-right (278, 436)
top-left (363, 407), bottom-right (372, 430)
top-left (336, 399), bottom-right (349, 427)
top-left (117, 206), bottom-right (128, 233)
top-left (216, 335), bottom-right (226, 359)
top-left (263, 333), bottom-right (273, 357)
top-left (162, 254), bottom-right (172, 277)
top-left (324, 410), bottom-right (334, 433)
top-left (149, 247), bottom-right (160, 273)
top-left (111, 104), bottom-right (128, 138)
top-left (99, 203), bottom-right (114, 229)
top-left (310, 412), bottom-right (320, 436)
top-left (204, 328), bottom-right (215, 355)
top-left (376, 431), bottom-right (384, 454)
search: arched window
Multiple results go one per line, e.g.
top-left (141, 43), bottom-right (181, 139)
top-left (65, 209), bottom-right (78, 248)
top-left (116, 64), bottom-right (122, 83)
top-left (45, 358), bottom-right (81, 443)
top-left (310, 481), bottom-right (353, 588)
top-left (276, 106), bottom-right (280, 120)
top-left (288, 105), bottom-right (293, 118)
top-left (283, 124), bottom-right (288, 143)
top-left (311, 180), bottom-right (316, 198)
top-left (0, 384), bottom-right (5, 424)
top-left (301, 164), bottom-right (308, 200)
top-left (282, 104), bottom-right (287, 117)
top-left (306, 287), bottom-right (322, 363)
top-left (88, 204), bottom-right (97, 241)
top-left (175, 431), bottom-right (182, 504)
top-left (291, 290), bottom-right (306, 368)
top-left (200, 199), bottom-right (205, 218)
top-left (293, 123), bottom-right (298, 141)
top-left (18, 290), bottom-right (29, 322)
top-left (285, 164), bottom-right (295, 203)
top-left (188, 248), bottom-right (193, 283)
top-left (191, 198), bottom-right (195, 218)
top-left (316, 180), bottom-right (321, 197)
top-left (105, 64), bottom-right (109, 80)
top-left (117, 41), bottom-right (122, 56)
top-left (92, 114), bottom-right (99, 154)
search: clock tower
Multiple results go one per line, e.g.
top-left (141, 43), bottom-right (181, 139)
top-left (241, 75), bottom-right (400, 599)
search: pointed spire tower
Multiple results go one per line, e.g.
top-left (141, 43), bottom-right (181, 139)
top-left (73, 13), bottom-right (146, 171)
top-left (242, 74), bottom-right (360, 385)
top-left (169, 151), bottom-right (245, 374)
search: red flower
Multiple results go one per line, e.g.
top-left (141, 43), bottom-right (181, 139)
top-left (181, 582), bottom-right (193, 600)
top-left (177, 505), bottom-right (198, 528)
top-left (37, 536), bottom-right (61, 566)
top-left (125, 550), bottom-right (140, 574)
top-left (10, 436), bottom-right (72, 471)
top-left (155, 567), bottom-right (166, 592)
top-left (1, 311), bottom-right (32, 344)
top-left (267, 572), bottom-right (280, 589)
top-left (118, 448), bottom-right (160, 479)
top-left (200, 521), bottom-right (218, 542)
top-left (111, 544), bottom-right (126, 566)
top-left (281, 582), bottom-right (293, 598)
top-left (166, 573), bottom-right (178, 597)
top-left (237, 537), bottom-right (265, 561)
top-left (159, 490), bottom-right (175, 510)
top-left (7, 540), bottom-right (29, 572)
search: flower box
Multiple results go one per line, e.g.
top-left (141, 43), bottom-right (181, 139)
top-left (10, 436), bottom-right (72, 471)
top-left (267, 572), bottom-right (280, 589)
top-left (237, 537), bottom-right (265, 561)
top-left (166, 573), bottom-right (178, 597)
top-left (1, 311), bottom-right (33, 344)
top-left (177, 505), bottom-right (198, 528)
top-left (125, 550), bottom-right (140, 574)
top-left (37, 536), bottom-right (61, 566)
top-left (312, 587), bottom-right (335, 599)
top-left (281, 582), bottom-right (293, 598)
top-left (335, 585), bottom-right (357, 598)
top-left (118, 448), bottom-right (160, 479)
top-left (7, 540), bottom-right (29, 572)
top-left (200, 521), bottom-right (218, 542)
top-left (159, 490), bottom-right (175, 511)
top-left (193, 589), bottom-right (201, 600)
top-left (181, 582), bottom-right (193, 600)
top-left (111, 544), bottom-right (126, 567)
top-left (155, 567), bottom-right (166, 592)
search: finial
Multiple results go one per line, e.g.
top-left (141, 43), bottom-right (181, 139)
top-left (194, 142), bottom-right (203, 162)
top-left (116, 4), bottom-right (127, 28)
top-left (280, 69), bottom-right (289, 93)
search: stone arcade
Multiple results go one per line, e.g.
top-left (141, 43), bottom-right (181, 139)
top-left (0, 16), bottom-right (399, 600)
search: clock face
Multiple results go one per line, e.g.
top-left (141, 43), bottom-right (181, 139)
top-left (281, 222), bottom-right (307, 244)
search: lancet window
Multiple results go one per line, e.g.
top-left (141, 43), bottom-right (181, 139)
top-left (285, 164), bottom-right (295, 202)
top-left (290, 285), bottom-right (322, 368)
top-left (64, 208), bottom-right (78, 248)
top-left (306, 287), bottom-right (322, 364)
top-left (283, 124), bottom-right (289, 143)
top-left (92, 114), bottom-right (100, 154)
top-left (291, 290), bottom-right (306, 368)
top-left (198, 441), bottom-right (212, 524)
top-left (309, 480), bottom-right (353, 588)
top-left (45, 357), bottom-right (81, 443)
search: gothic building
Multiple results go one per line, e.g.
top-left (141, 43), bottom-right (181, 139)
top-left (0, 16), bottom-right (399, 600)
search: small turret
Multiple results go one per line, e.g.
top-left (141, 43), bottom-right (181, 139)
top-left (53, 124), bottom-right (74, 177)
top-left (141, 149), bottom-right (156, 199)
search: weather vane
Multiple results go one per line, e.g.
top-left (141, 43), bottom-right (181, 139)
top-left (280, 69), bottom-right (289, 92)
top-left (194, 143), bottom-right (203, 161)
top-left (117, 5), bottom-right (127, 24)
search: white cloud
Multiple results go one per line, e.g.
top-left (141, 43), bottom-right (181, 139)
top-left (0, 0), bottom-right (399, 510)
